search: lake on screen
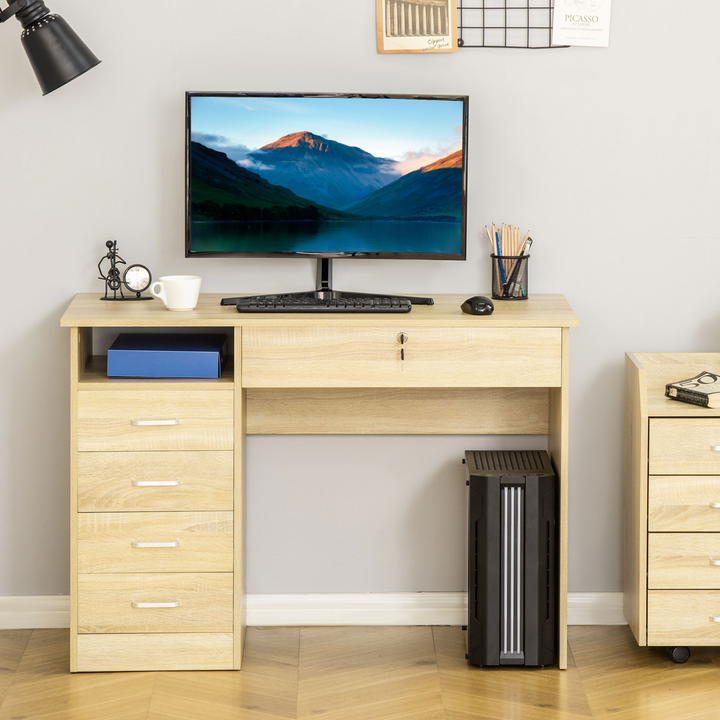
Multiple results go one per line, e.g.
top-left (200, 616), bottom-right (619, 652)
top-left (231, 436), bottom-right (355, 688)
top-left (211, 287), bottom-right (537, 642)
top-left (190, 220), bottom-right (462, 255)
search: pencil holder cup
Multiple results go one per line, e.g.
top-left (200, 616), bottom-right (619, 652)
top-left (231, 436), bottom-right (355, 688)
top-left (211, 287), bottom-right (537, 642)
top-left (491, 254), bottom-right (529, 300)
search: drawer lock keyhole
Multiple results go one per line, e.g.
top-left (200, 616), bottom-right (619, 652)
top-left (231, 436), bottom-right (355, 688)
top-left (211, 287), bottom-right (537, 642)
top-left (397, 333), bottom-right (408, 362)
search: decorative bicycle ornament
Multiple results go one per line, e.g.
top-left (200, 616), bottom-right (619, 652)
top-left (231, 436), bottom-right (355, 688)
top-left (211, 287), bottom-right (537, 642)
top-left (98, 240), bottom-right (153, 301)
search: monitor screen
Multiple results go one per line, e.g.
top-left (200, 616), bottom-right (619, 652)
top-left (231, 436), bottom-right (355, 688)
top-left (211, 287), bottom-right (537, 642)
top-left (186, 92), bottom-right (468, 259)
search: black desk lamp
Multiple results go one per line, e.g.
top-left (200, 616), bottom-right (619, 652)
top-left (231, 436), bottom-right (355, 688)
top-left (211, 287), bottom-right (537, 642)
top-left (0, 0), bottom-right (99, 95)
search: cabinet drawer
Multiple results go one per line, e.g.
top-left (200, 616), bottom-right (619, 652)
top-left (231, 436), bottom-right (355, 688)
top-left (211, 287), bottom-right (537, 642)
top-left (649, 419), bottom-right (720, 475)
top-left (77, 573), bottom-right (233, 633)
top-left (649, 476), bottom-right (720, 531)
top-left (77, 451), bottom-right (233, 512)
top-left (648, 534), bottom-right (720, 589)
top-left (648, 591), bottom-right (720, 645)
top-left (76, 632), bottom-right (234, 672)
top-left (77, 512), bottom-right (233, 573)
top-left (77, 390), bottom-right (233, 451)
top-left (242, 327), bottom-right (562, 388)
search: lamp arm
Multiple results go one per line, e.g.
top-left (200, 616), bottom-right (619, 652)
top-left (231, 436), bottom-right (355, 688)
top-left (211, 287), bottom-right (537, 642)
top-left (0, 0), bottom-right (27, 23)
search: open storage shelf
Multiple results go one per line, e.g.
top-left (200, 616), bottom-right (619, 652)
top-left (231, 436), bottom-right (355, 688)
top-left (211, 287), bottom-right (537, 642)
top-left (78, 355), bottom-right (234, 390)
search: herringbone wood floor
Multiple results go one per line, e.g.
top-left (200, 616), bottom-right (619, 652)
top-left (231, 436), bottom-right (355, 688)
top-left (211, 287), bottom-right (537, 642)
top-left (1, 626), bottom-right (720, 719)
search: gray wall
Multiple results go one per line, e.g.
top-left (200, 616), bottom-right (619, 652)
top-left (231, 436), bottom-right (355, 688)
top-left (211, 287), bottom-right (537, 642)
top-left (1, 0), bottom-right (717, 596)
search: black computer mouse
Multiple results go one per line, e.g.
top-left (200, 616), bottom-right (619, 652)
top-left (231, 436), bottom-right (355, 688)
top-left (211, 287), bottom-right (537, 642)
top-left (461, 295), bottom-right (494, 315)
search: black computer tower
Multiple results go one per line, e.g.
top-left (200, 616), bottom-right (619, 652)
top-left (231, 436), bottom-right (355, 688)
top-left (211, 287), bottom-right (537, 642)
top-left (464, 450), bottom-right (557, 667)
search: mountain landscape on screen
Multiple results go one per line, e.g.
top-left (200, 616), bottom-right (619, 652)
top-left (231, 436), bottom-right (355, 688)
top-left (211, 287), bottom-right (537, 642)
top-left (191, 133), bottom-right (462, 223)
top-left (189, 141), bottom-right (356, 222)
top-left (247, 131), bottom-right (401, 210)
top-left (346, 150), bottom-right (462, 220)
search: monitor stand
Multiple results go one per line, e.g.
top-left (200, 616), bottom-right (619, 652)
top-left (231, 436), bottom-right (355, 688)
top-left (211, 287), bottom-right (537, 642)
top-left (220, 258), bottom-right (434, 306)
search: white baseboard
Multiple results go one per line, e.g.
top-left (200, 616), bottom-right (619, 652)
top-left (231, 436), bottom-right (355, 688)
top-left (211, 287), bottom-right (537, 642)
top-left (0, 592), bottom-right (627, 629)
top-left (247, 592), bottom-right (468, 626)
top-left (0, 596), bottom-right (70, 630)
top-left (566, 592), bottom-right (626, 626)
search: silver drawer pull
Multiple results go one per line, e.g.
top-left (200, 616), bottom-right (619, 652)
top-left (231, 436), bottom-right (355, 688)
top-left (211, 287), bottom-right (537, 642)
top-left (131, 419), bottom-right (180, 426)
top-left (131, 541), bottom-right (179, 548)
top-left (711, 558), bottom-right (720, 566)
top-left (132, 480), bottom-right (180, 487)
top-left (711, 615), bottom-right (720, 623)
top-left (712, 445), bottom-right (720, 452)
top-left (711, 502), bottom-right (720, 509)
top-left (131, 601), bottom-right (179, 608)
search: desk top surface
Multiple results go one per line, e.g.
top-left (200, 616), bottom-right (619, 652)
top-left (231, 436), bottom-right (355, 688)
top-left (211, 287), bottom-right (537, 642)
top-left (629, 352), bottom-right (720, 417)
top-left (61, 293), bottom-right (578, 329)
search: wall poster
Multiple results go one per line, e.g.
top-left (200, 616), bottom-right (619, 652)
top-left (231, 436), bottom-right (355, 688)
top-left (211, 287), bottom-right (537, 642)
top-left (376, 0), bottom-right (458, 53)
top-left (552, 0), bottom-right (612, 47)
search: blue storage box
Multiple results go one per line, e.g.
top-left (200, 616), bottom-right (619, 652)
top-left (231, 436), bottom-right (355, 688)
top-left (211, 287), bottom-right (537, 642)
top-left (107, 333), bottom-right (227, 378)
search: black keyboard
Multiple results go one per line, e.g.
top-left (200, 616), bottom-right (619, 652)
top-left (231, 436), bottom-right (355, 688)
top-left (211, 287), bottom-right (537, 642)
top-left (235, 295), bottom-right (412, 313)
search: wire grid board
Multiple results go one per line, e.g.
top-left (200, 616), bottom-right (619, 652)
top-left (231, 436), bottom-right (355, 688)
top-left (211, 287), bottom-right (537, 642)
top-left (458, 0), bottom-right (568, 49)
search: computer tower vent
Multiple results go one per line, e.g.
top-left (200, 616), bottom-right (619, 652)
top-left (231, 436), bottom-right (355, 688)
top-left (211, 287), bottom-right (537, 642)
top-left (502, 485), bottom-right (524, 662)
top-left (468, 449), bottom-right (551, 474)
top-left (465, 449), bottom-right (556, 668)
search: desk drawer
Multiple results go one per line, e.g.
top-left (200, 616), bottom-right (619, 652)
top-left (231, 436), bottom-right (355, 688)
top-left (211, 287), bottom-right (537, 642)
top-left (242, 327), bottom-right (562, 388)
top-left (649, 419), bottom-right (720, 475)
top-left (77, 451), bottom-right (233, 512)
top-left (76, 632), bottom-right (234, 672)
top-left (77, 512), bottom-right (233, 573)
top-left (648, 590), bottom-right (720, 645)
top-left (649, 476), bottom-right (720, 531)
top-left (77, 390), bottom-right (233, 451)
top-left (648, 533), bottom-right (720, 589)
top-left (77, 573), bottom-right (233, 633)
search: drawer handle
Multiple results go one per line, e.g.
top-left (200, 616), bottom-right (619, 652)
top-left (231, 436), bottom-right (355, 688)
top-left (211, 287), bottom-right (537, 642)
top-left (712, 445), bottom-right (720, 452)
top-left (131, 541), bottom-right (180, 548)
top-left (711, 502), bottom-right (720, 509)
top-left (131, 601), bottom-right (179, 608)
top-left (132, 480), bottom-right (180, 487)
top-left (131, 419), bottom-right (180, 426)
top-left (711, 615), bottom-right (720, 623)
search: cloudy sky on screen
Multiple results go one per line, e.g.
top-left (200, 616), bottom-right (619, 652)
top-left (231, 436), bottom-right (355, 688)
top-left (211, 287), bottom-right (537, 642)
top-left (190, 95), bottom-right (464, 175)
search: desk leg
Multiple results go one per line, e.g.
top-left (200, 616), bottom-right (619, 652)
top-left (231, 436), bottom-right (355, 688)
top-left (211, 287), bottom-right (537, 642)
top-left (548, 327), bottom-right (569, 670)
top-left (234, 327), bottom-right (247, 669)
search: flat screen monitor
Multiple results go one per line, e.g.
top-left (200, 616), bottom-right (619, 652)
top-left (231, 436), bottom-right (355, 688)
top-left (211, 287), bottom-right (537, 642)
top-left (186, 92), bottom-right (468, 260)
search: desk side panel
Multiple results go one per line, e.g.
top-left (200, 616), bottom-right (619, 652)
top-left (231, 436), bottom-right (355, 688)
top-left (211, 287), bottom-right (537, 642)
top-left (624, 353), bottom-right (648, 645)
top-left (548, 327), bottom-right (569, 670)
top-left (70, 327), bottom-right (91, 672)
top-left (234, 327), bottom-right (247, 669)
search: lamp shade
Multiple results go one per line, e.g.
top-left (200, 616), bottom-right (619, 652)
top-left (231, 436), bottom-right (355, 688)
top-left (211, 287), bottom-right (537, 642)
top-left (20, 13), bottom-right (100, 95)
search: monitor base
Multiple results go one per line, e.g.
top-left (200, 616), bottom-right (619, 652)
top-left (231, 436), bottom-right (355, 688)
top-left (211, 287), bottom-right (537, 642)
top-left (220, 258), bottom-right (434, 306)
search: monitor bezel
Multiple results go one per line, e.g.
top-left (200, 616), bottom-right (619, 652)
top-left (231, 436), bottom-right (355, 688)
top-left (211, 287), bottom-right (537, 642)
top-left (185, 91), bottom-right (468, 260)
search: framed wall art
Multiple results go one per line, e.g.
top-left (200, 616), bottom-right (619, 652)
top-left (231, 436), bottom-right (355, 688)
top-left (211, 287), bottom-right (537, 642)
top-left (376, 0), bottom-right (458, 53)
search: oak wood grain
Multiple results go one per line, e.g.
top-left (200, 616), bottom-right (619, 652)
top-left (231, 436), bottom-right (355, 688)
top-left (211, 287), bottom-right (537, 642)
top-left (61, 293), bottom-right (579, 329)
top-left (648, 533), bottom-right (720, 589)
top-left (77, 390), bottom-right (233, 451)
top-left (242, 326), bottom-right (562, 389)
top-left (650, 418), bottom-right (720, 475)
top-left (648, 590), bottom-right (720, 644)
top-left (247, 387), bottom-right (549, 434)
top-left (77, 573), bottom-right (233, 633)
top-left (77, 451), bottom-right (234, 512)
top-left (623, 353), bottom-right (648, 645)
top-left (548, 326), bottom-right (570, 668)
top-left (77, 512), bottom-right (233, 573)
top-left (76, 633), bottom-right (234, 672)
top-left (649, 476), bottom-right (720, 531)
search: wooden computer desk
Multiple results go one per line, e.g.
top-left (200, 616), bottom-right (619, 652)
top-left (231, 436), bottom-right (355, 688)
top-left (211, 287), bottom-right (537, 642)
top-left (61, 293), bottom-right (578, 672)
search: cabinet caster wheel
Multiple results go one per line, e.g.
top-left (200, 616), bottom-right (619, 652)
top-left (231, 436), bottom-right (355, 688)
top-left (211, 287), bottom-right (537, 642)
top-left (666, 646), bottom-right (690, 664)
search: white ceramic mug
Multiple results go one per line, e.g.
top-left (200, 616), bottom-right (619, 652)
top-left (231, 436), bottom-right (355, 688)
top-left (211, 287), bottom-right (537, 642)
top-left (150, 275), bottom-right (202, 311)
